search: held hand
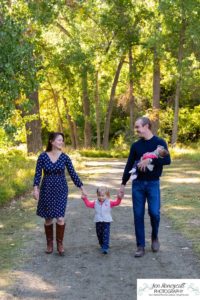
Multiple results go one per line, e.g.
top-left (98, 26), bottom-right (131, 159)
top-left (137, 158), bottom-right (151, 172)
top-left (80, 186), bottom-right (87, 197)
top-left (117, 191), bottom-right (124, 199)
top-left (119, 185), bottom-right (125, 198)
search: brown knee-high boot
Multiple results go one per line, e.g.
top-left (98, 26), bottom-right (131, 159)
top-left (44, 223), bottom-right (53, 254)
top-left (56, 223), bottom-right (65, 256)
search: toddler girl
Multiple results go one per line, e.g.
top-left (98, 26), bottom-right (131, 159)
top-left (81, 186), bottom-right (122, 254)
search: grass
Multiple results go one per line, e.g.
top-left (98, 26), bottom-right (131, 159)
top-left (78, 148), bottom-right (129, 158)
top-left (0, 194), bottom-right (38, 289)
top-left (78, 145), bottom-right (200, 160)
top-left (169, 145), bottom-right (200, 161)
top-left (161, 159), bottom-right (200, 255)
top-left (0, 149), bottom-right (36, 206)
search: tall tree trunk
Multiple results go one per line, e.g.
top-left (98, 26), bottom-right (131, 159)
top-left (95, 70), bottom-right (101, 148)
top-left (129, 47), bottom-right (135, 133)
top-left (63, 97), bottom-right (79, 149)
top-left (25, 91), bottom-right (43, 154)
top-left (171, 18), bottom-right (186, 146)
top-left (152, 47), bottom-right (160, 135)
top-left (47, 76), bottom-right (64, 133)
top-left (103, 56), bottom-right (125, 150)
top-left (82, 67), bottom-right (92, 148)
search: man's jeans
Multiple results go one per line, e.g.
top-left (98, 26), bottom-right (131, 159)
top-left (132, 180), bottom-right (160, 247)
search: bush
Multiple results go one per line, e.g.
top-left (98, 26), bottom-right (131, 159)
top-left (0, 149), bottom-right (36, 205)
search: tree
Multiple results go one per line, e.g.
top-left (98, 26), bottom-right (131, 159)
top-left (160, 0), bottom-right (200, 145)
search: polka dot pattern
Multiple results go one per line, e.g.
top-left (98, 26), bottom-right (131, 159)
top-left (33, 152), bottom-right (83, 219)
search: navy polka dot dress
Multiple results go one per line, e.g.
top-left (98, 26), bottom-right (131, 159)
top-left (33, 152), bottom-right (83, 219)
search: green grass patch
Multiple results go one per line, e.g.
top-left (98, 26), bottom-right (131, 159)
top-left (78, 145), bottom-right (200, 160)
top-left (0, 149), bottom-right (36, 206)
top-left (0, 195), bottom-right (38, 277)
top-left (162, 159), bottom-right (200, 255)
top-left (78, 148), bottom-right (129, 158)
top-left (169, 145), bottom-right (200, 161)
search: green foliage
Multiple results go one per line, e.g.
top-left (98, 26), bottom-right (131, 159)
top-left (0, 149), bottom-right (35, 205)
top-left (79, 148), bottom-right (129, 158)
top-left (0, 2), bottom-right (43, 123)
top-left (159, 105), bottom-right (200, 144)
top-left (0, 0), bottom-right (199, 149)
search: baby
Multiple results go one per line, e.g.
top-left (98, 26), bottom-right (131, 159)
top-left (129, 145), bottom-right (169, 181)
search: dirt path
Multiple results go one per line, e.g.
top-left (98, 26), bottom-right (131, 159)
top-left (0, 158), bottom-right (200, 300)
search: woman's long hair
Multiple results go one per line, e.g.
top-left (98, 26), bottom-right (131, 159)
top-left (45, 132), bottom-right (64, 152)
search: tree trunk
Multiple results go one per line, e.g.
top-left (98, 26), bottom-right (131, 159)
top-left (95, 70), bottom-right (101, 148)
top-left (152, 47), bottom-right (160, 135)
top-left (25, 91), bottom-right (43, 154)
top-left (63, 97), bottom-right (79, 149)
top-left (47, 76), bottom-right (64, 133)
top-left (82, 67), bottom-right (92, 148)
top-left (129, 47), bottom-right (135, 133)
top-left (103, 56), bottom-right (125, 150)
top-left (171, 18), bottom-right (186, 146)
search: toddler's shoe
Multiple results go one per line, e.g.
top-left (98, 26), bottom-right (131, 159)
top-left (101, 248), bottom-right (109, 254)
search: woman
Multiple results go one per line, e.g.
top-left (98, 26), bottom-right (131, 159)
top-left (33, 132), bottom-right (87, 256)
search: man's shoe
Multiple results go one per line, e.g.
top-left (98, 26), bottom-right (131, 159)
top-left (134, 247), bottom-right (145, 257)
top-left (151, 238), bottom-right (160, 252)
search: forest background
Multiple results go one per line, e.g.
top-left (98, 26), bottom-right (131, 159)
top-left (0, 0), bottom-right (200, 204)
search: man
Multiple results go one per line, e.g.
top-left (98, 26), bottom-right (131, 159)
top-left (120, 117), bottom-right (171, 257)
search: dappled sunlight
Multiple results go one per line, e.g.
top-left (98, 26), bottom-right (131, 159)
top-left (68, 193), bottom-right (83, 200)
top-left (79, 167), bottom-right (123, 175)
top-left (163, 167), bottom-right (189, 172)
top-left (21, 198), bottom-right (36, 209)
top-left (121, 198), bottom-right (132, 207)
top-left (185, 170), bottom-right (200, 175)
top-left (160, 184), bottom-right (171, 190)
top-left (113, 233), bottom-right (133, 240)
top-left (84, 161), bottom-right (125, 167)
top-left (0, 275), bottom-right (11, 288)
top-left (165, 177), bottom-right (200, 183)
top-left (24, 222), bottom-right (37, 229)
top-left (0, 291), bottom-right (13, 299)
top-left (189, 219), bottom-right (200, 226)
top-left (12, 271), bottom-right (58, 292)
top-left (165, 205), bottom-right (194, 211)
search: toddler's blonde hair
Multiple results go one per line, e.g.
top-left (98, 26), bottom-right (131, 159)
top-left (96, 186), bottom-right (110, 198)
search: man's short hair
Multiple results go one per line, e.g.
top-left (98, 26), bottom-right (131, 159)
top-left (136, 117), bottom-right (152, 129)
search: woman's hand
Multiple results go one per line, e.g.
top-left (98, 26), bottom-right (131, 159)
top-left (80, 186), bottom-right (87, 197)
top-left (33, 186), bottom-right (40, 201)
